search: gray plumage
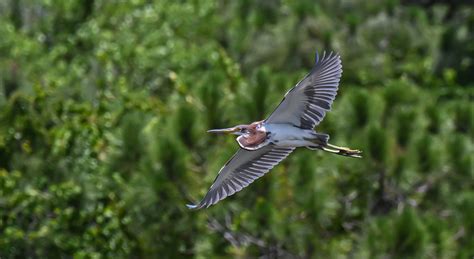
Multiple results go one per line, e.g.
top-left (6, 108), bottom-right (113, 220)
top-left (187, 146), bottom-right (294, 209)
top-left (266, 51), bottom-right (342, 129)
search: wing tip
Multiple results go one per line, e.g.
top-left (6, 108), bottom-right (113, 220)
top-left (186, 203), bottom-right (200, 210)
top-left (315, 50), bottom-right (341, 64)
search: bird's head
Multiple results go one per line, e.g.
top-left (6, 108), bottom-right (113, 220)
top-left (207, 125), bottom-right (250, 136)
top-left (208, 121), bottom-right (264, 136)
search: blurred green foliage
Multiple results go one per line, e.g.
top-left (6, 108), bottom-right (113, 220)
top-left (0, 0), bottom-right (473, 258)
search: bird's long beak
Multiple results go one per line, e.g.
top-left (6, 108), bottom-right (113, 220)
top-left (207, 127), bottom-right (238, 134)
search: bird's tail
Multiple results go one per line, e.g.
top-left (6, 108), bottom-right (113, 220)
top-left (310, 132), bottom-right (330, 145)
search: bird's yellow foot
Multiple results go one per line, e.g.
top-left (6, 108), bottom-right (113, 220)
top-left (327, 144), bottom-right (362, 158)
top-left (338, 149), bottom-right (362, 158)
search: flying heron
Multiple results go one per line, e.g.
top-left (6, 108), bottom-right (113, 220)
top-left (187, 51), bottom-right (361, 209)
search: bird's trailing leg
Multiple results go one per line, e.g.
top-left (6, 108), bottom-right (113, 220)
top-left (306, 135), bottom-right (362, 158)
top-left (324, 143), bottom-right (362, 158)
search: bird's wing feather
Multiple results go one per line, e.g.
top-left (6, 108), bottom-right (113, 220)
top-left (265, 51), bottom-right (342, 129)
top-left (187, 146), bottom-right (294, 209)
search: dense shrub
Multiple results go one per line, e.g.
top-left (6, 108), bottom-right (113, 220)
top-left (0, 0), bottom-right (472, 257)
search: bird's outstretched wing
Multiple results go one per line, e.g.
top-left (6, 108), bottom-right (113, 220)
top-left (187, 146), bottom-right (294, 209)
top-left (265, 51), bottom-right (342, 129)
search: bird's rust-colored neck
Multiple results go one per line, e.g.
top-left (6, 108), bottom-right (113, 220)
top-left (237, 120), bottom-right (266, 148)
top-left (241, 120), bottom-right (264, 129)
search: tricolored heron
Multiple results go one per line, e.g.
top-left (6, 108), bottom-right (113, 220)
top-left (187, 51), bottom-right (361, 209)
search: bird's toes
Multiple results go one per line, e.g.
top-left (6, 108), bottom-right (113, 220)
top-left (338, 149), bottom-right (362, 156)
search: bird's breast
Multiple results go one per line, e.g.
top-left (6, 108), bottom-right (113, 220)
top-left (236, 131), bottom-right (269, 151)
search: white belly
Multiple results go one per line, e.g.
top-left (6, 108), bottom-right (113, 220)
top-left (263, 123), bottom-right (315, 147)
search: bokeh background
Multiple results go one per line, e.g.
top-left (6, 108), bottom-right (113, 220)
top-left (0, 0), bottom-right (473, 258)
